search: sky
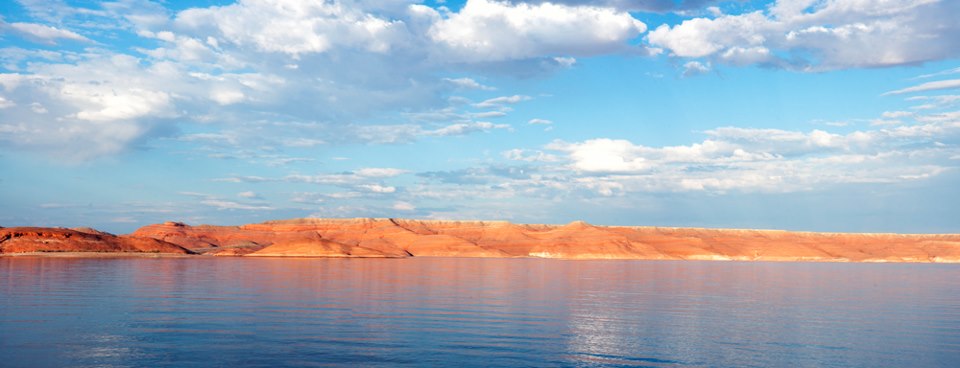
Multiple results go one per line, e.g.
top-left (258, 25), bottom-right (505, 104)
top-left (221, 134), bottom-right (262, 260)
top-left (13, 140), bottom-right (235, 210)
top-left (1, 0), bottom-right (959, 234)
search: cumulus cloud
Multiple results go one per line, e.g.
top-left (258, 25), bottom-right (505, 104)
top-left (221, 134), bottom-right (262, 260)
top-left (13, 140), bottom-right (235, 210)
top-left (648, 0), bottom-right (960, 70)
top-left (0, 54), bottom-right (181, 159)
top-left (173, 0), bottom-right (407, 56)
top-left (548, 138), bottom-right (655, 173)
top-left (542, 0), bottom-right (731, 13)
top-left (517, 109), bottom-right (960, 194)
top-left (1, 0), bottom-right (654, 161)
top-left (429, 0), bottom-right (647, 62)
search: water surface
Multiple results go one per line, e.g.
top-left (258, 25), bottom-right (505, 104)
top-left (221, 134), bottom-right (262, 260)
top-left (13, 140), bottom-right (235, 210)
top-left (1, 257), bottom-right (958, 367)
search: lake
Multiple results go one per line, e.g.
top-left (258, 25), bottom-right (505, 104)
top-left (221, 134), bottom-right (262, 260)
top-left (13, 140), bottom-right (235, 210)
top-left (1, 257), bottom-right (958, 367)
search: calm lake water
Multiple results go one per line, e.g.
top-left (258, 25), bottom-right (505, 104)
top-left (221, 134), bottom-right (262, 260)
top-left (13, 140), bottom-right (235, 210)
top-left (1, 257), bottom-right (958, 367)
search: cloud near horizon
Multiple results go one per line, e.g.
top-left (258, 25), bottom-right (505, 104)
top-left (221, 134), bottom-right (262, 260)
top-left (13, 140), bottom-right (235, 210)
top-left (534, 121), bottom-right (958, 194)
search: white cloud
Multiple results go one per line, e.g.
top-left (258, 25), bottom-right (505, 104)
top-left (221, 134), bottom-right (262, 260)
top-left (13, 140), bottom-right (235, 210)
top-left (882, 111), bottom-right (913, 119)
top-left (426, 121), bottom-right (511, 136)
top-left (1, 0), bottom-right (654, 162)
top-left (548, 138), bottom-right (653, 173)
top-left (532, 114), bottom-right (960, 194)
top-left (884, 79), bottom-right (960, 95)
top-left (444, 77), bottom-right (495, 90)
top-left (471, 111), bottom-right (507, 118)
top-left (915, 66), bottom-right (960, 79)
top-left (200, 199), bottom-right (272, 210)
top-left (528, 118), bottom-right (553, 125)
top-left (648, 0), bottom-right (960, 70)
top-left (210, 89), bottom-right (246, 105)
top-left (140, 33), bottom-right (221, 63)
top-left (914, 111), bottom-right (960, 123)
top-left (392, 201), bottom-right (416, 211)
top-left (502, 148), bottom-right (559, 162)
top-left (66, 85), bottom-right (173, 122)
top-left (214, 175), bottom-right (273, 183)
top-left (355, 168), bottom-right (409, 178)
top-left (553, 56), bottom-right (576, 68)
top-left (174, 0), bottom-right (406, 56)
top-left (29, 102), bottom-right (47, 114)
top-left (0, 54), bottom-right (182, 159)
top-left (0, 96), bottom-right (14, 109)
top-left (474, 95), bottom-right (531, 108)
top-left (237, 191), bottom-right (260, 199)
top-left (276, 168), bottom-right (407, 197)
top-left (907, 95), bottom-right (960, 110)
top-left (283, 137), bottom-right (326, 147)
top-left (429, 0), bottom-right (646, 62)
top-left (358, 184), bottom-right (397, 193)
top-left (682, 60), bottom-right (711, 77)
top-left (6, 22), bottom-right (90, 44)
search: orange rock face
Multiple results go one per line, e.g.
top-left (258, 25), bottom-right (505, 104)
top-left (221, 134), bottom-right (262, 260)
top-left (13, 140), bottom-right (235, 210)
top-left (127, 218), bottom-right (960, 262)
top-left (0, 227), bottom-right (193, 255)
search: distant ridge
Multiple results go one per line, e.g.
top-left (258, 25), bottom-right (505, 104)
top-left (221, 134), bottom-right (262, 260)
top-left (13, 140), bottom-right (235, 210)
top-left (129, 218), bottom-right (960, 262)
top-left (3, 218), bottom-right (959, 262)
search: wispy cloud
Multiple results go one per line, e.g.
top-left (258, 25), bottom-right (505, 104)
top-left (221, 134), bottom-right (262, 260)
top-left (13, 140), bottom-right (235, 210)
top-left (528, 118), bottom-right (553, 125)
top-left (884, 79), bottom-right (960, 96)
top-left (443, 77), bottom-right (495, 91)
top-left (474, 95), bottom-right (531, 108)
top-left (5, 22), bottom-right (90, 44)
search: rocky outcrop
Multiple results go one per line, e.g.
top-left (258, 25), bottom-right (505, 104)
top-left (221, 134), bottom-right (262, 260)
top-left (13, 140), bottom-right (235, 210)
top-left (0, 227), bottom-right (194, 255)
top-left (127, 218), bottom-right (960, 262)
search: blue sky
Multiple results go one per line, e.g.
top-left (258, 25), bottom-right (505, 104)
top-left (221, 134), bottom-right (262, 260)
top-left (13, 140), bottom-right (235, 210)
top-left (1, 0), bottom-right (959, 233)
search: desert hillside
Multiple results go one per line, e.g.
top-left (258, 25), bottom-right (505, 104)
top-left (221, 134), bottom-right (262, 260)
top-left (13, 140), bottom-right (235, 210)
top-left (121, 218), bottom-right (960, 262)
top-left (0, 227), bottom-right (193, 255)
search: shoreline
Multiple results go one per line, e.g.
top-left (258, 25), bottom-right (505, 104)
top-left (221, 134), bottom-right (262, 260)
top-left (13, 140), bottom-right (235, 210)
top-left (3, 252), bottom-right (959, 264)
top-left (0, 252), bottom-right (200, 258)
top-left (3, 218), bottom-right (960, 263)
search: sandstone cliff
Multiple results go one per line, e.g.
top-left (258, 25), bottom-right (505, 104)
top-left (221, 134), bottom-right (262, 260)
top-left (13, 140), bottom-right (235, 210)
top-left (127, 218), bottom-right (960, 262)
top-left (0, 227), bottom-right (194, 255)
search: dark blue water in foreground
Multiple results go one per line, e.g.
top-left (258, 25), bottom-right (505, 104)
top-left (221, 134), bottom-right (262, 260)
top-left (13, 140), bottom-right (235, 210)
top-left (1, 257), bottom-right (958, 367)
